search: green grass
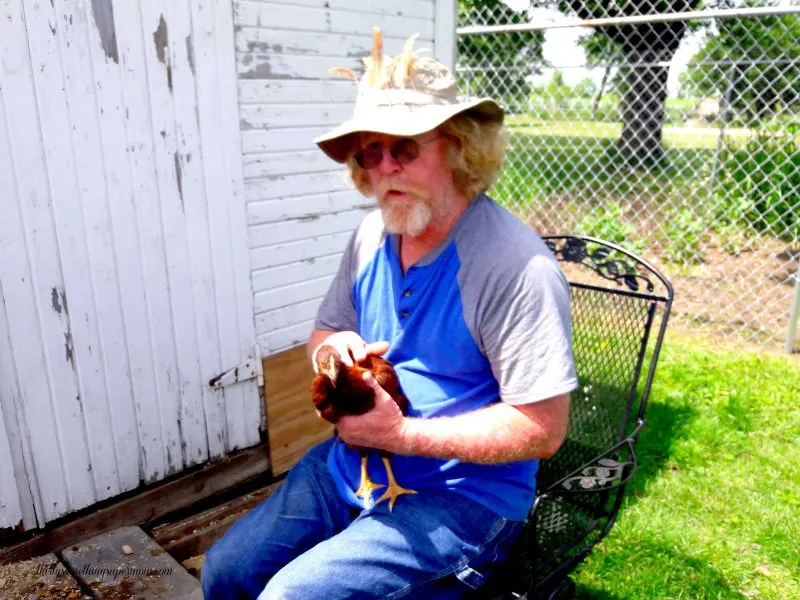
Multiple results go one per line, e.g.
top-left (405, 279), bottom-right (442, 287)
top-left (495, 119), bottom-right (716, 213)
top-left (571, 333), bottom-right (800, 599)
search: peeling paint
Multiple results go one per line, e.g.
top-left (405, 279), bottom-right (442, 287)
top-left (298, 215), bottom-right (321, 223)
top-left (185, 34), bottom-right (195, 74)
top-left (240, 61), bottom-right (303, 81)
top-left (174, 152), bottom-right (184, 211)
top-left (246, 41), bottom-right (290, 54)
top-left (153, 15), bottom-right (173, 92)
top-left (245, 41), bottom-right (268, 53)
top-left (153, 15), bottom-right (168, 64)
top-left (51, 286), bottom-right (69, 316)
top-left (51, 287), bottom-right (62, 314)
top-left (140, 446), bottom-right (148, 479)
top-left (90, 0), bottom-right (119, 64)
top-left (239, 118), bottom-right (257, 131)
top-left (64, 331), bottom-right (74, 367)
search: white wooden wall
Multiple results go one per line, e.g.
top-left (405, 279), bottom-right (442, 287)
top-left (0, 0), bottom-right (259, 530)
top-left (235, 0), bottom-right (454, 354)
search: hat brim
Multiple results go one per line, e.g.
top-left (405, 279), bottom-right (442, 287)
top-left (313, 98), bottom-right (504, 163)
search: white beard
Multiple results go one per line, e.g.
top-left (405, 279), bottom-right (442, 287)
top-left (380, 197), bottom-right (433, 237)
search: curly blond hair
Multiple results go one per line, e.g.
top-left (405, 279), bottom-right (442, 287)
top-left (346, 112), bottom-right (507, 200)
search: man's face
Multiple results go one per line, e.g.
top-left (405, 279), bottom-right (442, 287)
top-left (356, 130), bottom-right (453, 237)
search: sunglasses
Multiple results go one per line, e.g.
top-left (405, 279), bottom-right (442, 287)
top-left (352, 136), bottom-right (439, 170)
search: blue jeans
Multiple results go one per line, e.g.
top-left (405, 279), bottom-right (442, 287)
top-left (201, 438), bottom-right (523, 599)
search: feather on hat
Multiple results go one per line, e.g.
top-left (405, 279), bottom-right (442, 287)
top-left (315, 27), bottom-right (503, 163)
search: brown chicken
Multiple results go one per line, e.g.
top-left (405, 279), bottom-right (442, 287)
top-left (310, 345), bottom-right (416, 509)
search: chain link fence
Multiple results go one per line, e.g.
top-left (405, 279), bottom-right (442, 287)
top-left (456, 1), bottom-right (800, 351)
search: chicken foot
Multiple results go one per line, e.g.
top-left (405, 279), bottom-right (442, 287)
top-left (375, 452), bottom-right (417, 511)
top-left (354, 452), bottom-right (384, 508)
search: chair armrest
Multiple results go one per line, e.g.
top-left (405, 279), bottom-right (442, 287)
top-left (539, 419), bottom-right (646, 497)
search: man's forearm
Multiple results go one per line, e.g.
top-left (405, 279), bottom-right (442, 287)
top-left (395, 401), bottom-right (564, 464)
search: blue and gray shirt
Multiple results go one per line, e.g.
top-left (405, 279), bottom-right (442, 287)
top-left (315, 193), bottom-right (578, 520)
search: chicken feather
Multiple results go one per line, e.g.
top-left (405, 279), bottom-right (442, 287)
top-left (310, 345), bottom-right (416, 509)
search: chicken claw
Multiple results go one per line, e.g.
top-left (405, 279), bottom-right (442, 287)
top-left (375, 456), bottom-right (417, 511)
top-left (355, 455), bottom-right (384, 508)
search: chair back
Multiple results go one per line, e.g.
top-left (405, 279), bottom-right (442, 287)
top-left (515, 235), bottom-right (673, 597)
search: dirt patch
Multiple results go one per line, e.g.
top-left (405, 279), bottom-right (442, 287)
top-left (0, 555), bottom-right (89, 600)
top-left (660, 236), bottom-right (798, 342)
top-left (526, 209), bottom-right (799, 349)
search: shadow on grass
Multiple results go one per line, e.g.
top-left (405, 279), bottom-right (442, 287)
top-left (574, 540), bottom-right (743, 599)
top-left (626, 398), bottom-right (696, 498)
top-left (574, 584), bottom-right (626, 600)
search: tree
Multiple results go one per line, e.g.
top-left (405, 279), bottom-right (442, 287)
top-left (576, 30), bottom-right (625, 117)
top-left (544, 0), bottom-right (704, 165)
top-left (575, 76), bottom-right (598, 98)
top-left (546, 71), bottom-right (574, 101)
top-left (681, 6), bottom-right (800, 123)
top-left (457, 0), bottom-right (711, 162)
top-left (457, 0), bottom-right (545, 107)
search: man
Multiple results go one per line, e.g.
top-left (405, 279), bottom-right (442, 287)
top-left (202, 29), bottom-right (577, 600)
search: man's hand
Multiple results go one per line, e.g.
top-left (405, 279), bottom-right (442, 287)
top-left (335, 371), bottom-right (407, 452)
top-left (308, 329), bottom-right (389, 370)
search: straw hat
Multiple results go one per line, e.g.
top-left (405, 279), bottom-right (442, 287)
top-left (314, 28), bottom-right (504, 163)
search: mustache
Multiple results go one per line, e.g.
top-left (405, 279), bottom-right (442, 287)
top-left (375, 178), bottom-right (428, 201)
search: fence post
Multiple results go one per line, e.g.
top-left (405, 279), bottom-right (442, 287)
top-left (786, 262), bottom-right (800, 354)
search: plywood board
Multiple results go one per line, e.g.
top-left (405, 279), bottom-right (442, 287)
top-left (263, 346), bottom-right (333, 475)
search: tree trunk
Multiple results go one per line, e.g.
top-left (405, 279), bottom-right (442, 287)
top-left (617, 50), bottom-right (672, 166)
top-left (592, 66), bottom-right (611, 118)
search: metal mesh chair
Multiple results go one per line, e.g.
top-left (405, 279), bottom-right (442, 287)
top-left (472, 235), bottom-right (673, 600)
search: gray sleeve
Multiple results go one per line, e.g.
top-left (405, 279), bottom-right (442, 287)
top-left (314, 231), bottom-right (358, 332)
top-left (480, 255), bottom-right (578, 404)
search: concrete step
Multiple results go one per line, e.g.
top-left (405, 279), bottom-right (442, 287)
top-left (61, 526), bottom-right (202, 599)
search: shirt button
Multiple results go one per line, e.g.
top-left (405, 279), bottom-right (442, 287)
top-left (400, 311), bottom-right (409, 318)
top-left (404, 289), bottom-right (412, 298)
